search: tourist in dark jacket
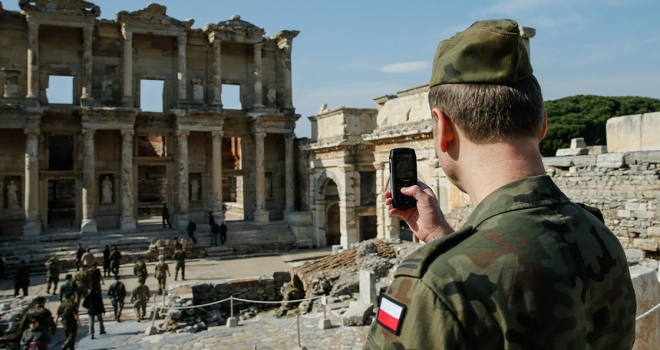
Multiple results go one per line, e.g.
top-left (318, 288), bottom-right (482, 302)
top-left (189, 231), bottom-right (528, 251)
top-left (102, 245), bottom-right (111, 277)
top-left (14, 260), bottom-right (31, 297)
top-left (20, 317), bottom-right (51, 350)
top-left (83, 288), bottom-right (106, 339)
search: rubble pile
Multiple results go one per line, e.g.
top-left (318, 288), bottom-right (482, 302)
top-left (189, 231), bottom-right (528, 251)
top-left (0, 296), bottom-right (41, 348)
top-left (158, 292), bottom-right (226, 333)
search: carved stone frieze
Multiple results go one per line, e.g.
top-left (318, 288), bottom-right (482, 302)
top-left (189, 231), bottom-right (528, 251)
top-left (117, 3), bottom-right (193, 35)
top-left (19, 0), bottom-right (101, 17)
top-left (205, 15), bottom-right (265, 44)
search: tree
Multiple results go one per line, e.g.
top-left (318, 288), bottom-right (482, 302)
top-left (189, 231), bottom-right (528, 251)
top-left (541, 95), bottom-right (660, 157)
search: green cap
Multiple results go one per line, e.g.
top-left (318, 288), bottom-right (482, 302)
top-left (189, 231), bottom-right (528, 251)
top-left (429, 19), bottom-right (533, 87)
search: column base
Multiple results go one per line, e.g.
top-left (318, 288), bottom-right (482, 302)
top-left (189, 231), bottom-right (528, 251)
top-left (213, 211), bottom-right (224, 224)
top-left (23, 220), bottom-right (41, 236)
top-left (80, 95), bottom-right (95, 107)
top-left (81, 219), bottom-right (98, 233)
top-left (177, 214), bottom-right (189, 229)
top-left (253, 209), bottom-right (269, 225)
top-left (120, 217), bottom-right (137, 231)
top-left (121, 97), bottom-right (134, 108)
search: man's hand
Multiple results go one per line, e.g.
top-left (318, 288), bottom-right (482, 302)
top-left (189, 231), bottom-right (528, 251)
top-left (384, 180), bottom-right (455, 243)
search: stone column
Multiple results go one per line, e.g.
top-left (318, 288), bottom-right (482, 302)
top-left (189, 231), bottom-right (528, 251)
top-left (23, 129), bottom-right (41, 236)
top-left (211, 36), bottom-right (222, 107)
top-left (121, 28), bottom-right (133, 107)
top-left (285, 133), bottom-right (295, 211)
top-left (177, 34), bottom-right (187, 101)
top-left (339, 165), bottom-right (358, 249)
top-left (81, 129), bottom-right (98, 233)
top-left (253, 131), bottom-right (269, 224)
top-left (253, 43), bottom-right (263, 107)
top-left (374, 162), bottom-right (386, 239)
top-left (177, 130), bottom-right (190, 227)
top-left (120, 130), bottom-right (136, 230)
top-left (81, 25), bottom-right (94, 105)
top-left (212, 131), bottom-right (224, 222)
top-left (26, 21), bottom-right (39, 99)
top-left (282, 45), bottom-right (293, 108)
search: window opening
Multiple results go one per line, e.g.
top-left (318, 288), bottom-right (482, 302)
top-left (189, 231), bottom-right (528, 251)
top-left (46, 75), bottom-right (74, 104)
top-left (140, 80), bottom-right (164, 112)
top-left (222, 84), bottom-right (241, 110)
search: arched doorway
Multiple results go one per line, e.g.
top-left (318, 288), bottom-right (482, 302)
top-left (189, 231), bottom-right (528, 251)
top-left (323, 179), bottom-right (340, 245)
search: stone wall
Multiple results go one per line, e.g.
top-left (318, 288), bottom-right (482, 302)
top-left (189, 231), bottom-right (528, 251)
top-left (191, 272), bottom-right (290, 312)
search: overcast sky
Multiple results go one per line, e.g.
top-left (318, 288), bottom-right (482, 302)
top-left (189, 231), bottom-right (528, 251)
top-left (7, 0), bottom-right (660, 138)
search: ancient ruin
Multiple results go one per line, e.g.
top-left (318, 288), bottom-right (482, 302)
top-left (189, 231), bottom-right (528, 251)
top-left (0, 1), bottom-right (300, 236)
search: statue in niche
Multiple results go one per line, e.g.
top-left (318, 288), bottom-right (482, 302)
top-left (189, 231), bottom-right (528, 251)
top-left (102, 176), bottom-right (113, 204)
top-left (6, 180), bottom-right (19, 209)
top-left (266, 85), bottom-right (276, 106)
top-left (190, 178), bottom-right (199, 201)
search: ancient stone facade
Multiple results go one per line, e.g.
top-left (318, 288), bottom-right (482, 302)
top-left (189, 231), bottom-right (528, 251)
top-left (0, 1), bottom-right (299, 235)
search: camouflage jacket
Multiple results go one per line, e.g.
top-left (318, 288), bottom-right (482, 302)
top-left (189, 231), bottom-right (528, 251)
top-left (59, 280), bottom-right (77, 302)
top-left (20, 305), bottom-right (56, 335)
top-left (110, 250), bottom-right (122, 264)
top-left (131, 284), bottom-right (150, 303)
top-left (56, 299), bottom-right (78, 328)
top-left (154, 261), bottom-right (169, 278)
top-left (44, 258), bottom-right (60, 277)
top-left (134, 261), bottom-right (147, 278)
top-left (73, 270), bottom-right (90, 291)
top-left (366, 175), bottom-right (636, 350)
top-left (107, 281), bottom-right (126, 301)
top-left (173, 250), bottom-right (186, 263)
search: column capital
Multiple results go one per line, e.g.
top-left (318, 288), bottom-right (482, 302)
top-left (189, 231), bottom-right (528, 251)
top-left (121, 27), bottom-right (132, 41)
top-left (373, 162), bottom-right (385, 171)
top-left (82, 128), bottom-right (95, 136)
top-left (255, 131), bottom-right (266, 139)
top-left (285, 132), bottom-right (295, 141)
top-left (120, 129), bottom-right (135, 137)
top-left (83, 25), bottom-right (94, 35)
top-left (212, 130), bottom-right (224, 139)
top-left (254, 42), bottom-right (263, 51)
top-left (178, 33), bottom-right (187, 44)
top-left (27, 20), bottom-right (39, 32)
top-left (24, 129), bottom-right (40, 137)
top-left (176, 130), bottom-right (189, 139)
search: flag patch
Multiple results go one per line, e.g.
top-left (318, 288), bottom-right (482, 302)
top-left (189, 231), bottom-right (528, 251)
top-left (377, 294), bottom-right (407, 335)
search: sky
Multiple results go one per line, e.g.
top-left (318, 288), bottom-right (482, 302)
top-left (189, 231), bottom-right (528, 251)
top-left (6, 0), bottom-right (660, 139)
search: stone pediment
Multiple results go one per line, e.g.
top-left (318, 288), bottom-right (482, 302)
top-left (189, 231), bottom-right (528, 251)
top-left (252, 113), bottom-right (299, 133)
top-left (271, 30), bottom-right (300, 48)
top-left (19, 0), bottom-right (100, 17)
top-left (205, 15), bottom-right (265, 44)
top-left (117, 3), bottom-right (194, 34)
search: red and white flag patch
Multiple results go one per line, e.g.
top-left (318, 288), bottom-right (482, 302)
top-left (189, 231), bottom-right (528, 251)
top-left (377, 294), bottom-right (407, 335)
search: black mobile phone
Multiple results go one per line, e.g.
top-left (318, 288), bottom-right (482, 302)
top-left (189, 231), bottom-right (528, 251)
top-left (389, 148), bottom-right (417, 210)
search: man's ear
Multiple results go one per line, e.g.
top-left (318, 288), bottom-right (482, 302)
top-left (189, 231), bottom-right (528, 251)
top-left (432, 107), bottom-right (455, 152)
top-left (539, 110), bottom-right (548, 142)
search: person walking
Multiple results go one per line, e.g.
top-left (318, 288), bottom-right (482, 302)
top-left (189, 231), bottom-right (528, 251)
top-left (107, 275), bottom-right (126, 322)
top-left (219, 221), bottom-right (228, 245)
top-left (102, 245), bottom-right (111, 277)
top-left (173, 247), bottom-right (186, 281)
top-left (80, 249), bottom-right (94, 268)
top-left (18, 296), bottom-right (56, 350)
top-left (109, 246), bottom-right (122, 276)
top-left (56, 292), bottom-right (81, 350)
top-left (14, 260), bottom-right (30, 297)
top-left (133, 256), bottom-right (148, 283)
top-left (73, 265), bottom-right (90, 307)
top-left (162, 203), bottom-right (172, 229)
top-left (58, 274), bottom-right (77, 303)
top-left (210, 223), bottom-right (219, 246)
top-left (154, 255), bottom-right (170, 295)
top-left (131, 279), bottom-right (150, 322)
top-left (88, 262), bottom-right (104, 291)
top-left (20, 317), bottom-right (51, 350)
top-left (186, 220), bottom-right (197, 243)
top-left (44, 256), bottom-right (60, 295)
top-left (75, 243), bottom-right (85, 271)
top-left (83, 288), bottom-right (106, 339)
top-left (208, 210), bottom-right (215, 230)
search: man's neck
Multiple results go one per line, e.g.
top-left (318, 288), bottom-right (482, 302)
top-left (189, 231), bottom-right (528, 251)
top-left (461, 139), bottom-right (546, 205)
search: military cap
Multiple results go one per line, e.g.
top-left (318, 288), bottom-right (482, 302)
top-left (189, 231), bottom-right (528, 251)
top-left (430, 19), bottom-right (533, 87)
top-left (137, 256), bottom-right (143, 260)
top-left (64, 291), bottom-right (75, 299)
top-left (65, 274), bottom-right (72, 279)
top-left (34, 296), bottom-right (46, 304)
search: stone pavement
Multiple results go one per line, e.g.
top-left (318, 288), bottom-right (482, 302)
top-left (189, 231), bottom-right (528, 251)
top-left (0, 248), bottom-right (373, 349)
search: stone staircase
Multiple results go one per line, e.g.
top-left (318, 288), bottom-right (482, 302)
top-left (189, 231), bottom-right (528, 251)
top-left (0, 219), bottom-right (298, 277)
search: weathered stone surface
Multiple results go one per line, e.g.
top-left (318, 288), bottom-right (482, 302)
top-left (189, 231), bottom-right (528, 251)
top-left (556, 148), bottom-right (588, 157)
top-left (341, 301), bottom-right (373, 326)
top-left (597, 153), bottom-right (625, 168)
top-left (633, 239), bottom-right (659, 252)
top-left (629, 266), bottom-right (660, 350)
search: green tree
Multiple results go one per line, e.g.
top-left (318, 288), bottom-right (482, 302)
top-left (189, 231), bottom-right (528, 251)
top-left (541, 95), bottom-right (660, 156)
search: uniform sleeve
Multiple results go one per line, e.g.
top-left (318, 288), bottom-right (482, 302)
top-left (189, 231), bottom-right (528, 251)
top-left (365, 276), bottom-right (470, 350)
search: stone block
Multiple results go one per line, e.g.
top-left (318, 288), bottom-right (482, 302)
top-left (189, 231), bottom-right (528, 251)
top-left (572, 155), bottom-right (597, 167)
top-left (226, 317), bottom-right (238, 328)
top-left (632, 238), bottom-right (659, 251)
top-left (648, 227), bottom-right (660, 237)
top-left (556, 148), bottom-right (588, 157)
top-left (570, 138), bottom-right (587, 149)
top-left (607, 114), bottom-right (642, 153)
top-left (332, 245), bottom-right (342, 255)
top-left (359, 270), bottom-right (377, 306)
top-left (542, 157), bottom-right (573, 167)
top-left (618, 210), bottom-right (631, 218)
top-left (597, 153), bottom-right (625, 168)
top-left (629, 266), bottom-right (660, 349)
top-left (625, 201), bottom-right (648, 211)
top-left (341, 301), bottom-right (373, 326)
top-left (636, 211), bottom-right (656, 220)
top-left (588, 145), bottom-right (608, 155)
top-left (641, 112), bottom-right (660, 151)
top-left (625, 249), bottom-right (644, 263)
top-left (318, 318), bottom-right (332, 329)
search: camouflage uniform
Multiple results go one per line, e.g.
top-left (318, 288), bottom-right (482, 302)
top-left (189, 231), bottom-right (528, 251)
top-left (88, 265), bottom-right (103, 290)
top-left (107, 280), bottom-right (126, 321)
top-left (19, 305), bottom-right (56, 336)
top-left (131, 284), bottom-right (150, 321)
top-left (366, 176), bottom-right (637, 349)
top-left (59, 279), bottom-right (77, 303)
top-left (173, 249), bottom-right (186, 280)
top-left (44, 257), bottom-right (60, 294)
top-left (134, 260), bottom-right (148, 283)
top-left (73, 269), bottom-right (90, 307)
top-left (154, 261), bottom-right (170, 295)
top-left (57, 299), bottom-right (79, 350)
top-left (110, 249), bottom-right (122, 276)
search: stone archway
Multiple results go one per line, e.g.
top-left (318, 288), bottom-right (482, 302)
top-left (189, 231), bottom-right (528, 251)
top-left (311, 169), bottom-right (343, 247)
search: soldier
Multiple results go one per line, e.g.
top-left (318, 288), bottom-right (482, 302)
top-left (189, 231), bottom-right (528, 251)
top-left (173, 246), bottom-right (186, 281)
top-left (44, 256), bottom-right (61, 295)
top-left (107, 275), bottom-right (126, 322)
top-left (88, 261), bottom-right (104, 291)
top-left (56, 292), bottom-right (81, 350)
top-left (133, 256), bottom-right (148, 283)
top-left (73, 265), bottom-right (91, 307)
top-left (81, 248), bottom-right (94, 268)
top-left (19, 297), bottom-right (56, 337)
top-left (75, 243), bottom-right (85, 271)
top-left (109, 246), bottom-right (122, 276)
top-left (153, 255), bottom-right (171, 295)
top-left (59, 274), bottom-right (77, 303)
top-left (130, 278), bottom-right (150, 322)
top-left (13, 260), bottom-right (30, 297)
top-left (365, 20), bottom-right (637, 349)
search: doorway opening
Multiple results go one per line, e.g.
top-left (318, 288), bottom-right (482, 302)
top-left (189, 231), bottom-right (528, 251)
top-left (47, 180), bottom-right (76, 229)
top-left (359, 216), bottom-right (377, 241)
top-left (136, 165), bottom-right (168, 227)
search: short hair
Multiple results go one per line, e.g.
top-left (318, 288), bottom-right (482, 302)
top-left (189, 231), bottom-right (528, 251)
top-left (428, 75), bottom-right (544, 144)
top-left (34, 297), bottom-right (46, 304)
top-left (93, 262), bottom-right (98, 266)
top-left (115, 275), bottom-right (121, 280)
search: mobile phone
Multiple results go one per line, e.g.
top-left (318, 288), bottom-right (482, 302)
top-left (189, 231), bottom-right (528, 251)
top-left (389, 148), bottom-right (417, 210)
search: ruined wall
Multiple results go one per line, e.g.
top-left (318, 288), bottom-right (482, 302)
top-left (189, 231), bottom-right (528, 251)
top-left (191, 272), bottom-right (291, 312)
